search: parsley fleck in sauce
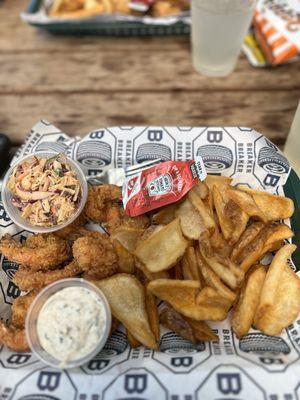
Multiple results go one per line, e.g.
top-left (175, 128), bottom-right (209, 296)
top-left (37, 287), bottom-right (107, 366)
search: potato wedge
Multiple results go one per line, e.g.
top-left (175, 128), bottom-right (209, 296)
top-left (127, 330), bottom-right (142, 348)
top-left (196, 250), bottom-right (237, 303)
top-left (160, 307), bottom-right (218, 342)
top-left (210, 222), bottom-right (232, 258)
top-left (232, 265), bottom-right (266, 338)
top-left (111, 227), bottom-right (144, 252)
top-left (182, 255), bottom-right (194, 280)
top-left (231, 222), bottom-right (265, 263)
top-left (196, 286), bottom-right (232, 311)
top-left (239, 224), bottom-right (294, 272)
top-left (95, 273), bottom-right (157, 349)
top-left (193, 181), bottom-right (209, 199)
top-left (227, 188), bottom-right (267, 222)
top-left (185, 318), bottom-right (219, 342)
top-left (237, 186), bottom-right (294, 221)
top-left (146, 290), bottom-right (160, 341)
top-left (186, 247), bottom-right (200, 281)
top-left (176, 199), bottom-right (206, 240)
top-left (160, 307), bottom-right (196, 343)
top-left (213, 185), bottom-right (249, 245)
top-left (152, 203), bottom-right (178, 225)
top-left (135, 219), bottom-right (188, 272)
top-left (112, 240), bottom-right (135, 274)
top-left (200, 250), bottom-right (241, 290)
top-left (262, 224), bottom-right (294, 253)
top-left (254, 244), bottom-right (300, 335)
top-left (205, 175), bottom-right (232, 190)
top-left (135, 259), bottom-right (169, 281)
top-left (148, 279), bottom-right (227, 321)
top-left (188, 188), bottom-right (215, 233)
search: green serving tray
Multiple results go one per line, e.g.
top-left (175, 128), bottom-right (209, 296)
top-left (24, 0), bottom-right (190, 36)
top-left (283, 168), bottom-right (300, 269)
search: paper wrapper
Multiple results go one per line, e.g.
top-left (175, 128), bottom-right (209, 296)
top-left (1, 121), bottom-right (300, 399)
top-left (252, 0), bottom-right (300, 65)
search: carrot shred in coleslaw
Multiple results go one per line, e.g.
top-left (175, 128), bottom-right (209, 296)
top-left (7, 154), bottom-right (82, 227)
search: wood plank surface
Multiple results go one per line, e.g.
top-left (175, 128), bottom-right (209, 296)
top-left (0, 0), bottom-right (299, 146)
top-left (2, 91), bottom-right (297, 145)
top-left (1, 52), bottom-right (300, 92)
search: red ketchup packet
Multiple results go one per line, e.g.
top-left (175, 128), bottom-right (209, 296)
top-left (122, 158), bottom-right (207, 217)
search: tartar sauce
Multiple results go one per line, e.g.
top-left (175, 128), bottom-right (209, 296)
top-left (37, 286), bottom-right (107, 366)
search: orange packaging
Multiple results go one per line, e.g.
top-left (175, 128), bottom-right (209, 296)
top-left (253, 1), bottom-right (300, 65)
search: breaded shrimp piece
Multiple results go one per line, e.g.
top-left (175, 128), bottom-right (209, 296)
top-left (0, 291), bottom-right (38, 352)
top-left (73, 232), bottom-right (118, 279)
top-left (14, 261), bottom-right (83, 292)
top-left (84, 184), bottom-right (122, 222)
top-left (0, 323), bottom-right (29, 352)
top-left (106, 204), bottom-right (149, 235)
top-left (11, 291), bottom-right (38, 328)
top-left (54, 212), bottom-right (87, 239)
top-left (0, 234), bottom-right (71, 271)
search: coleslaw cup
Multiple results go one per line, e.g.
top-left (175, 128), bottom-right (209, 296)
top-left (1, 152), bottom-right (88, 233)
top-left (26, 278), bottom-right (112, 369)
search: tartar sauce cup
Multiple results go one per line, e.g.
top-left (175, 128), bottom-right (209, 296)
top-left (26, 278), bottom-right (112, 369)
top-left (1, 151), bottom-right (88, 233)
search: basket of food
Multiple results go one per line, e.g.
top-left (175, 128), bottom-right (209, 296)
top-left (0, 121), bottom-right (300, 398)
top-left (21, 0), bottom-right (190, 36)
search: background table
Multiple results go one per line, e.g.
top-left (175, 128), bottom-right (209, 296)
top-left (1, 0), bottom-right (300, 148)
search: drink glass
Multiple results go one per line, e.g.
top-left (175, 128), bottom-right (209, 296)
top-left (191, 0), bottom-right (257, 77)
top-left (284, 101), bottom-right (300, 176)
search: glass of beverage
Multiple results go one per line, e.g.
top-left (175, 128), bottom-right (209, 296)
top-left (191, 0), bottom-right (257, 77)
top-left (284, 101), bottom-right (300, 176)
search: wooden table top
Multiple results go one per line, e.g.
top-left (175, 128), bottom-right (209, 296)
top-left (1, 0), bottom-right (300, 147)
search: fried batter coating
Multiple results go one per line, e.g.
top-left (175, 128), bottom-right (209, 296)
top-left (54, 212), bottom-right (87, 239)
top-left (0, 234), bottom-right (71, 271)
top-left (14, 261), bottom-right (83, 292)
top-left (84, 184), bottom-right (122, 222)
top-left (84, 184), bottom-right (149, 234)
top-left (11, 291), bottom-right (38, 328)
top-left (0, 292), bottom-right (38, 352)
top-left (73, 231), bottom-right (118, 279)
top-left (106, 204), bottom-right (149, 235)
top-left (0, 324), bottom-right (29, 352)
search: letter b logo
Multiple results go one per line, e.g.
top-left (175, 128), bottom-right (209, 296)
top-left (171, 357), bottom-right (193, 367)
top-left (148, 130), bottom-right (163, 142)
top-left (124, 374), bottom-right (147, 394)
top-left (217, 373), bottom-right (241, 394)
top-left (37, 371), bottom-right (61, 391)
top-left (207, 130), bottom-right (222, 143)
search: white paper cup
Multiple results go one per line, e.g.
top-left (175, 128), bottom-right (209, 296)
top-left (1, 152), bottom-right (88, 233)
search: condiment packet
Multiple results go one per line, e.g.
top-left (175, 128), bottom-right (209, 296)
top-left (122, 158), bottom-right (207, 217)
top-left (253, 0), bottom-right (300, 65)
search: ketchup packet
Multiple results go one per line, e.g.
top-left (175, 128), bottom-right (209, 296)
top-left (122, 158), bottom-right (207, 217)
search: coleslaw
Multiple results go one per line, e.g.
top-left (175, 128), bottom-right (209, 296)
top-left (7, 154), bottom-right (82, 227)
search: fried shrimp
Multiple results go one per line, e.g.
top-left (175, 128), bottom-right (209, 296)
top-left (106, 204), bottom-right (149, 235)
top-left (14, 261), bottom-right (83, 292)
top-left (73, 231), bottom-right (118, 279)
top-left (0, 324), bottom-right (29, 352)
top-left (11, 291), bottom-right (38, 328)
top-left (0, 292), bottom-right (38, 352)
top-left (84, 184), bottom-right (122, 222)
top-left (54, 212), bottom-right (87, 239)
top-left (0, 234), bottom-right (71, 271)
top-left (84, 184), bottom-right (149, 234)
